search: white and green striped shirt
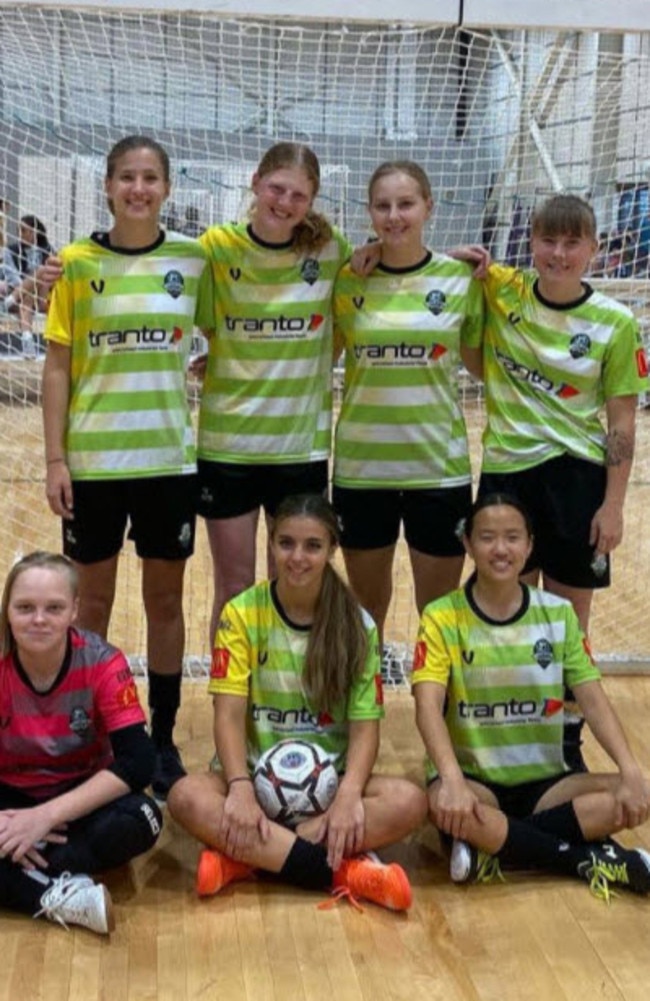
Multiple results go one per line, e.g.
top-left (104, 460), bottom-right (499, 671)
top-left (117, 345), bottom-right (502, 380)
top-left (208, 580), bottom-right (383, 772)
top-left (482, 263), bottom-right (648, 473)
top-left (412, 581), bottom-right (601, 786)
top-left (333, 252), bottom-right (483, 489)
top-left (45, 230), bottom-right (214, 479)
top-left (198, 223), bottom-right (351, 464)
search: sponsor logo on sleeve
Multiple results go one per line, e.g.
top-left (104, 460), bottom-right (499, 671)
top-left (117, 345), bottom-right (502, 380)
top-left (636, 347), bottom-right (648, 378)
top-left (117, 680), bottom-right (139, 709)
top-left (210, 648), bottom-right (230, 679)
top-left (412, 640), bottom-right (427, 672)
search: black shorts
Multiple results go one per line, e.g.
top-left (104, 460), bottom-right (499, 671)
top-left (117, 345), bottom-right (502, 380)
top-left (465, 772), bottom-right (575, 818)
top-left (64, 475), bottom-right (197, 564)
top-left (197, 459), bottom-right (328, 520)
top-left (332, 484), bottom-right (471, 556)
top-left (479, 454), bottom-right (610, 589)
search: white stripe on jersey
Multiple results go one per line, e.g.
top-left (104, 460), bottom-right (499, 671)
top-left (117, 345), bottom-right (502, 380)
top-left (77, 371), bottom-right (187, 396)
top-left (72, 446), bottom-right (195, 477)
top-left (458, 740), bottom-right (566, 771)
top-left (88, 293), bottom-right (200, 319)
top-left (199, 430), bottom-right (329, 461)
top-left (340, 422), bottom-right (464, 446)
top-left (74, 410), bottom-right (189, 433)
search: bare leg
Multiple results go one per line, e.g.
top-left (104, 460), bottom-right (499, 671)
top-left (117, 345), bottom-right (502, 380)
top-left (142, 558), bottom-right (187, 675)
top-left (205, 510), bottom-right (260, 645)
top-left (342, 545), bottom-right (396, 644)
top-left (74, 555), bottom-right (119, 638)
top-left (408, 548), bottom-right (464, 614)
top-left (428, 772), bottom-right (626, 855)
top-left (297, 774), bottom-right (427, 851)
top-left (169, 772), bottom-right (426, 869)
top-left (542, 574), bottom-right (593, 633)
top-left (168, 772), bottom-right (296, 872)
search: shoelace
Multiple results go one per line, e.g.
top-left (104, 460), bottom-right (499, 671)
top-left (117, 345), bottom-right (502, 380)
top-left (475, 853), bottom-right (506, 884)
top-left (585, 858), bottom-right (628, 904)
top-left (34, 872), bottom-right (88, 929)
top-left (317, 886), bottom-right (364, 912)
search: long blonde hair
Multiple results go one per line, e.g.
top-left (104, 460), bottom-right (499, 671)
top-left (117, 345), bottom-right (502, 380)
top-left (272, 494), bottom-right (368, 714)
top-left (251, 142), bottom-right (333, 256)
top-left (0, 552), bottom-right (78, 657)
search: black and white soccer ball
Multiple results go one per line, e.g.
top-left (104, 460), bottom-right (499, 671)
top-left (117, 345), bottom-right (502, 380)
top-left (253, 739), bottom-right (339, 825)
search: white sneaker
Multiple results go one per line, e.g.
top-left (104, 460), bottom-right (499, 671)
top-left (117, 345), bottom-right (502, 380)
top-left (450, 839), bottom-right (473, 882)
top-left (35, 872), bottom-right (115, 934)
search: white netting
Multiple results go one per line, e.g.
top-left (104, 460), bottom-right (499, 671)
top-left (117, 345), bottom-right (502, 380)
top-left (1, 5), bottom-right (650, 672)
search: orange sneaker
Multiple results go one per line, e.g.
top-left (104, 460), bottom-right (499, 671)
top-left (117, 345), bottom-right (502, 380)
top-left (196, 849), bottom-right (254, 897)
top-left (331, 853), bottom-right (412, 912)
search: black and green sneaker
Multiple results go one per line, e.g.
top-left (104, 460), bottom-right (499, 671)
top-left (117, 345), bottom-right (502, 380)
top-left (450, 839), bottom-right (505, 885)
top-left (577, 842), bottom-right (650, 903)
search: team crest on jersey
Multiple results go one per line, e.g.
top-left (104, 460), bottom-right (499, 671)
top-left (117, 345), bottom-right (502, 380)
top-left (425, 290), bottom-right (446, 315)
top-left (533, 638), bottom-right (554, 669)
top-left (300, 258), bottom-right (320, 285)
top-left (90, 279), bottom-right (105, 294)
top-left (569, 333), bottom-right (591, 358)
top-left (69, 706), bottom-right (91, 734)
top-left (229, 268), bottom-right (241, 281)
top-left (163, 270), bottom-right (184, 299)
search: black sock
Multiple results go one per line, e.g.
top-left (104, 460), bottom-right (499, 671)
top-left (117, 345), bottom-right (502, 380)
top-left (528, 801), bottom-right (586, 844)
top-left (148, 671), bottom-right (182, 746)
top-left (497, 817), bottom-right (587, 877)
top-left (279, 837), bottom-right (333, 891)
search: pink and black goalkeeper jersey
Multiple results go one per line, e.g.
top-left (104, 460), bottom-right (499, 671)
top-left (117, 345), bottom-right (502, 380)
top-left (0, 627), bottom-right (145, 800)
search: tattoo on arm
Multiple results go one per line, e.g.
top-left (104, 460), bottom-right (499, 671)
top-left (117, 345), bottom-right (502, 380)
top-left (606, 429), bottom-right (634, 466)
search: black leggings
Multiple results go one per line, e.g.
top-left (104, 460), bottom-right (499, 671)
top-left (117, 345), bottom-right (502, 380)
top-left (0, 785), bottom-right (162, 915)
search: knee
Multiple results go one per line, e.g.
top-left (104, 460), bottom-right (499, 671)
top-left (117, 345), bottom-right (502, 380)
top-left (143, 586), bottom-right (183, 624)
top-left (122, 793), bottom-right (163, 851)
top-left (167, 775), bottom-right (205, 828)
top-left (390, 779), bottom-right (429, 831)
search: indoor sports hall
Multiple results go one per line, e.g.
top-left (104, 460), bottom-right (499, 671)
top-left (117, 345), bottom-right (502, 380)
top-left (1, 1), bottom-right (650, 998)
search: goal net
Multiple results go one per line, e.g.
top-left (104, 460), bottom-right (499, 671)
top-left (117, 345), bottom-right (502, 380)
top-left (1, 2), bottom-right (650, 674)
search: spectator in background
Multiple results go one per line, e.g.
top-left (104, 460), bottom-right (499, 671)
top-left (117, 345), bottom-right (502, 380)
top-left (6, 215), bottom-right (54, 357)
top-left (0, 209), bottom-right (21, 307)
top-left (182, 205), bottom-right (203, 239)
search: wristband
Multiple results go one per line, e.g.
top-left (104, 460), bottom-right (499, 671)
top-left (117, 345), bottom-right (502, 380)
top-left (227, 775), bottom-right (253, 789)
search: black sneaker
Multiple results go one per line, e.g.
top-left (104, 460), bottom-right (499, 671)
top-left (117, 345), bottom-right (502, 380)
top-left (151, 744), bottom-right (186, 802)
top-left (577, 842), bottom-right (650, 901)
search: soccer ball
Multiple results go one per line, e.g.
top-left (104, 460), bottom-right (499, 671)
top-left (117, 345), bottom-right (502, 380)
top-left (253, 739), bottom-right (339, 825)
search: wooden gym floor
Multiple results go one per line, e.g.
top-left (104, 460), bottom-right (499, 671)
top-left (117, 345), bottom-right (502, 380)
top-left (3, 676), bottom-right (650, 1001)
